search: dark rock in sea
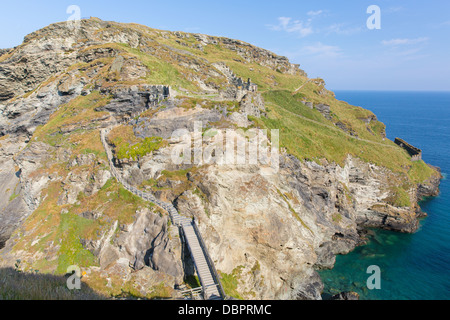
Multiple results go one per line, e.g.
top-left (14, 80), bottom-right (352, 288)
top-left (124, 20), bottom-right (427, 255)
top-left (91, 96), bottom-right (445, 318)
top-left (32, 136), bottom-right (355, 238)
top-left (330, 291), bottom-right (360, 300)
top-left (314, 239), bottom-right (357, 270)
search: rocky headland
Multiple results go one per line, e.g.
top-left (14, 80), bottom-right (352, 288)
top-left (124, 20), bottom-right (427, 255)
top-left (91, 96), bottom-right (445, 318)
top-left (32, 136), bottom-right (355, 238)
top-left (0, 18), bottom-right (441, 300)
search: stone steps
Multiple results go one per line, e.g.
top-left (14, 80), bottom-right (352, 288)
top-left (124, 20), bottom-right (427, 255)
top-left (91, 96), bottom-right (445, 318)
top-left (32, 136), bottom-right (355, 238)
top-left (101, 128), bottom-right (223, 301)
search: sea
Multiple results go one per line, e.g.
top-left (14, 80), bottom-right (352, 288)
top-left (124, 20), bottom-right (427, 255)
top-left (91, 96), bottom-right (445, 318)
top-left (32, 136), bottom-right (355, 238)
top-left (319, 91), bottom-right (450, 300)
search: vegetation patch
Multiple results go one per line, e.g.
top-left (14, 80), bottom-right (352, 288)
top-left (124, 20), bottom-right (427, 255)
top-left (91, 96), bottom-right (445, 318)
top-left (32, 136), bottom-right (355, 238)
top-left (55, 212), bottom-right (99, 275)
top-left (185, 275), bottom-right (201, 289)
top-left (9, 190), bottom-right (20, 202)
top-left (32, 91), bottom-right (111, 146)
top-left (276, 189), bottom-right (313, 233)
top-left (108, 125), bottom-right (167, 161)
top-left (332, 213), bottom-right (343, 224)
top-left (118, 43), bottom-right (198, 92)
top-left (253, 90), bottom-right (436, 187)
top-left (386, 186), bottom-right (412, 208)
top-left (219, 266), bottom-right (245, 300)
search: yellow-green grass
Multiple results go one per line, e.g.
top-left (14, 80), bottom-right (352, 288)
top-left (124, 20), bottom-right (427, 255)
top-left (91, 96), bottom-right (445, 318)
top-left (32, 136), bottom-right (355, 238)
top-left (117, 30), bottom-right (308, 93)
top-left (117, 43), bottom-right (199, 92)
top-left (256, 90), bottom-right (436, 185)
top-left (67, 129), bottom-right (108, 161)
top-left (177, 96), bottom-right (238, 111)
top-left (108, 125), bottom-right (167, 161)
top-left (219, 266), bottom-right (245, 300)
top-left (291, 83), bottom-right (390, 143)
top-left (199, 43), bottom-right (308, 92)
top-left (10, 165), bottom-right (155, 276)
top-left (32, 91), bottom-right (111, 146)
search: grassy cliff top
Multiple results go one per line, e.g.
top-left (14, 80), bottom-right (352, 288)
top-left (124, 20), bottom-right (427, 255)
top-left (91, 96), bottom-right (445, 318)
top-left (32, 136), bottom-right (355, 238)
top-left (5, 18), bottom-right (440, 186)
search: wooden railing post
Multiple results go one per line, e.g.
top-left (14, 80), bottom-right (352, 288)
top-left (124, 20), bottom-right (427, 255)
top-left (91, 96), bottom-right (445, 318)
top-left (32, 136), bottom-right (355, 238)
top-left (192, 219), bottom-right (226, 300)
top-left (101, 127), bottom-right (224, 300)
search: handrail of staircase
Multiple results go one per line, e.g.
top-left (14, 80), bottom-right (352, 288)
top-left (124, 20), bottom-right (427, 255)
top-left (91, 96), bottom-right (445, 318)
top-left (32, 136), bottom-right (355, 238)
top-left (192, 219), bottom-right (226, 300)
top-left (180, 226), bottom-right (207, 298)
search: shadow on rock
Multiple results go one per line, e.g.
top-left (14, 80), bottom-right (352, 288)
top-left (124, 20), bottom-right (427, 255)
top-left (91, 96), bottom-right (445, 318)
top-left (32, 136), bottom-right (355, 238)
top-left (0, 267), bottom-right (106, 300)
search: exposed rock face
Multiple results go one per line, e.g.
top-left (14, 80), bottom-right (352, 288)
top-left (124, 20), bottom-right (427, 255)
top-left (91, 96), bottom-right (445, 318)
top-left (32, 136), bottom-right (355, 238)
top-left (0, 20), bottom-right (140, 102)
top-left (135, 105), bottom-right (223, 140)
top-left (98, 85), bottom-right (170, 116)
top-left (0, 48), bottom-right (12, 58)
top-left (115, 132), bottom-right (439, 299)
top-left (0, 83), bottom-right (75, 138)
top-left (330, 291), bottom-right (360, 300)
top-left (417, 165), bottom-right (442, 199)
top-left (83, 207), bottom-right (183, 280)
top-left (0, 137), bottom-right (49, 248)
top-left (0, 18), bottom-right (442, 300)
top-left (314, 104), bottom-right (332, 120)
top-left (239, 92), bottom-right (266, 118)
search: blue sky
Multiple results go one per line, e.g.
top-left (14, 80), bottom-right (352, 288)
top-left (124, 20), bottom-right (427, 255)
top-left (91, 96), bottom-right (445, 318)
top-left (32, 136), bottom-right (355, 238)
top-left (1, 0), bottom-right (449, 91)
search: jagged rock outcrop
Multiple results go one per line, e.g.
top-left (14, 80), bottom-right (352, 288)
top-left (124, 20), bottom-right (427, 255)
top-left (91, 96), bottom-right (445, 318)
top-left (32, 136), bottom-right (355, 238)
top-left (116, 132), bottom-right (439, 299)
top-left (135, 104), bottom-right (223, 140)
top-left (330, 291), bottom-right (360, 300)
top-left (0, 18), bottom-right (441, 300)
top-left (83, 207), bottom-right (183, 280)
top-left (239, 92), bottom-right (266, 118)
top-left (314, 104), bottom-right (332, 120)
top-left (417, 166), bottom-right (442, 199)
top-left (98, 85), bottom-right (170, 116)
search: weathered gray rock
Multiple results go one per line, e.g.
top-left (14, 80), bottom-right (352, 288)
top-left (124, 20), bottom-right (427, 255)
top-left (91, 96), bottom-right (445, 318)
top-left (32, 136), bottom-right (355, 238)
top-left (135, 106), bottom-right (222, 139)
top-left (110, 55), bottom-right (125, 74)
top-left (239, 92), bottom-right (265, 118)
top-left (315, 104), bottom-right (332, 120)
top-left (331, 291), bottom-right (360, 300)
top-left (417, 165), bottom-right (442, 199)
top-left (0, 18), bottom-right (147, 102)
top-left (0, 140), bottom-right (52, 248)
top-left (304, 101), bottom-right (314, 109)
top-left (0, 48), bottom-right (12, 57)
top-left (0, 18), bottom-right (442, 300)
top-left (315, 239), bottom-right (356, 270)
top-left (113, 208), bottom-right (183, 280)
top-left (0, 83), bottom-right (75, 138)
top-left (290, 271), bottom-right (324, 300)
top-left (229, 112), bottom-right (251, 128)
top-left (98, 85), bottom-right (170, 116)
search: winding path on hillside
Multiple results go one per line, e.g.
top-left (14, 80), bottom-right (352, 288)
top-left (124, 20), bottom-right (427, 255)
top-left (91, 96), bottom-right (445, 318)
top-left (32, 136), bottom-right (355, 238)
top-left (100, 128), bottom-right (225, 301)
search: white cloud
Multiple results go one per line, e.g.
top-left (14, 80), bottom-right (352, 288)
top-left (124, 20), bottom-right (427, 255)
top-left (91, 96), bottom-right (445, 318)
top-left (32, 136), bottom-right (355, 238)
top-left (267, 17), bottom-right (313, 37)
top-left (302, 42), bottom-right (342, 57)
top-left (325, 23), bottom-right (362, 36)
top-left (381, 37), bottom-right (429, 46)
top-left (381, 38), bottom-right (430, 61)
top-left (307, 10), bottom-right (323, 17)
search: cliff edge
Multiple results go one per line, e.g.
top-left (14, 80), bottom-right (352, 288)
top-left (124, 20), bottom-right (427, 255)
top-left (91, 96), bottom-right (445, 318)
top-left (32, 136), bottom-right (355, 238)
top-left (0, 18), bottom-right (441, 300)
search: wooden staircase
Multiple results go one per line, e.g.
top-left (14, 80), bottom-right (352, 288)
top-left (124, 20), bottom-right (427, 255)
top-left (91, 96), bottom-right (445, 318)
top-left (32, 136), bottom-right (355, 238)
top-left (100, 128), bottom-right (225, 300)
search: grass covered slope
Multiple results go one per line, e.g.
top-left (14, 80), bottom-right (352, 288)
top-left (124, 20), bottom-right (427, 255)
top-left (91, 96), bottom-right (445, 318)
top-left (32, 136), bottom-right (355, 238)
top-left (255, 90), bottom-right (436, 181)
top-left (11, 18), bottom-right (441, 231)
top-left (96, 21), bottom-right (436, 185)
top-left (0, 18), bottom-right (441, 299)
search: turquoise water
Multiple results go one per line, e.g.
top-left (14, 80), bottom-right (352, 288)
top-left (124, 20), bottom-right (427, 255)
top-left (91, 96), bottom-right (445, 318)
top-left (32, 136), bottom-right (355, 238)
top-left (319, 91), bottom-right (450, 300)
